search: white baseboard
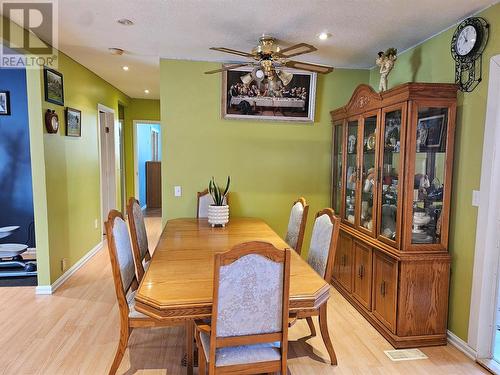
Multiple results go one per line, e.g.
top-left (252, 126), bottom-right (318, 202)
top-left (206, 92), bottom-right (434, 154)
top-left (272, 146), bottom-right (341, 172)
top-left (447, 330), bottom-right (477, 360)
top-left (35, 241), bottom-right (103, 295)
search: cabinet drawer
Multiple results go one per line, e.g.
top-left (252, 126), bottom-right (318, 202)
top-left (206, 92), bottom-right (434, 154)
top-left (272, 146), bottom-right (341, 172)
top-left (334, 232), bottom-right (353, 292)
top-left (372, 251), bottom-right (398, 333)
top-left (352, 241), bottom-right (372, 310)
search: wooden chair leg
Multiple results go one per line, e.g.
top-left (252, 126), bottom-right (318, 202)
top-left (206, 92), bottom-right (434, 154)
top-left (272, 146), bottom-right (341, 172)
top-left (306, 317), bottom-right (316, 337)
top-left (109, 324), bottom-right (130, 375)
top-left (186, 321), bottom-right (194, 375)
top-left (318, 303), bottom-right (337, 365)
top-left (198, 342), bottom-right (206, 375)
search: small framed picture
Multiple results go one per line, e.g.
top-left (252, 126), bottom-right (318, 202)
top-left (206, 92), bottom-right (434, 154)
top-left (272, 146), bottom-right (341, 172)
top-left (65, 107), bottom-right (81, 137)
top-left (0, 91), bottom-right (11, 115)
top-left (44, 67), bottom-right (64, 105)
top-left (419, 114), bottom-right (445, 148)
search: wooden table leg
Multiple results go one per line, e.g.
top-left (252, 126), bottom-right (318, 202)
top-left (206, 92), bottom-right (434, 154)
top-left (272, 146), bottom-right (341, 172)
top-left (185, 320), bottom-right (194, 375)
top-left (318, 302), bottom-right (337, 365)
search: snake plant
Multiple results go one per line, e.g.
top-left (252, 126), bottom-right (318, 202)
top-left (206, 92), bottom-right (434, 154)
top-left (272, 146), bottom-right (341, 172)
top-left (208, 176), bottom-right (230, 206)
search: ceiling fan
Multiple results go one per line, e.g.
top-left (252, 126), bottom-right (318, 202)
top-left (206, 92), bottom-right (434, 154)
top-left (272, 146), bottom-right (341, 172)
top-left (204, 35), bottom-right (333, 85)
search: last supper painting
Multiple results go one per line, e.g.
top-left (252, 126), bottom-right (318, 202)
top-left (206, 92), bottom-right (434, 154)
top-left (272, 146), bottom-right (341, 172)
top-left (222, 66), bottom-right (317, 122)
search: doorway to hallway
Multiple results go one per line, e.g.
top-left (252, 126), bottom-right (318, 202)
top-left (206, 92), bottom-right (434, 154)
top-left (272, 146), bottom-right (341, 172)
top-left (133, 121), bottom-right (161, 214)
top-left (98, 105), bottom-right (117, 232)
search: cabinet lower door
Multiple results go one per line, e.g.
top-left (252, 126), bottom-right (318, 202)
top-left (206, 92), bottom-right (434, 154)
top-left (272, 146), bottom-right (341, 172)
top-left (372, 252), bottom-right (398, 333)
top-left (352, 241), bottom-right (372, 309)
top-left (336, 232), bottom-right (353, 292)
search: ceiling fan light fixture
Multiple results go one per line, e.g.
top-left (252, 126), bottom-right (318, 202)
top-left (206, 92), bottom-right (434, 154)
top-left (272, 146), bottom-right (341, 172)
top-left (277, 70), bottom-right (294, 86)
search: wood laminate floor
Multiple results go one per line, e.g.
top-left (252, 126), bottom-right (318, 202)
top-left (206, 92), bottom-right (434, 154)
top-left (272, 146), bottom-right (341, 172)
top-left (0, 216), bottom-right (488, 374)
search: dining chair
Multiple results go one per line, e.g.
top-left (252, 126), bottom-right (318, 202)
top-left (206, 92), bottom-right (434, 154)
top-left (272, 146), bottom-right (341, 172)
top-left (194, 241), bottom-right (292, 375)
top-left (284, 197), bottom-right (309, 255)
top-left (197, 189), bottom-right (228, 218)
top-left (105, 210), bottom-right (187, 375)
top-left (290, 208), bottom-right (340, 365)
top-left (126, 197), bottom-right (151, 282)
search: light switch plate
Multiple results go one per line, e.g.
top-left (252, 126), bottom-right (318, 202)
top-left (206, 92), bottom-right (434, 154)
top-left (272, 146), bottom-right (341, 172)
top-left (472, 190), bottom-right (480, 207)
top-left (174, 186), bottom-right (182, 197)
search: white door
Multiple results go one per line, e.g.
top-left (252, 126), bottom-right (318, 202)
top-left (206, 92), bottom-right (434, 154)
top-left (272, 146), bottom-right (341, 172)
top-left (99, 110), bottom-right (116, 229)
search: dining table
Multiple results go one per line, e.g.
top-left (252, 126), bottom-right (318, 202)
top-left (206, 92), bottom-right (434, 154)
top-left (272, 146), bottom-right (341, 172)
top-left (135, 217), bottom-right (335, 374)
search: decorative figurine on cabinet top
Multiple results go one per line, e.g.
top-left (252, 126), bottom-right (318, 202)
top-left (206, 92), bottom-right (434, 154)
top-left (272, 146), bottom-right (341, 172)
top-left (375, 48), bottom-right (398, 92)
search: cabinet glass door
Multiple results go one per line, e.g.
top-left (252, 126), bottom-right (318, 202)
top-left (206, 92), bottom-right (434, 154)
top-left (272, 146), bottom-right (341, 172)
top-left (378, 106), bottom-right (405, 246)
top-left (332, 122), bottom-right (344, 215)
top-left (344, 120), bottom-right (358, 225)
top-left (358, 114), bottom-right (378, 235)
top-left (408, 106), bottom-right (449, 247)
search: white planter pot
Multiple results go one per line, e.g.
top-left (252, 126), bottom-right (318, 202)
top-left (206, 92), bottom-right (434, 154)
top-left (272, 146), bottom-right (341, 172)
top-left (208, 205), bottom-right (229, 227)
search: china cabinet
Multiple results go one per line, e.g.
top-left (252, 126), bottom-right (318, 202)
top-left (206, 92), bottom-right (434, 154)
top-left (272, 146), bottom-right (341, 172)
top-left (330, 83), bottom-right (457, 348)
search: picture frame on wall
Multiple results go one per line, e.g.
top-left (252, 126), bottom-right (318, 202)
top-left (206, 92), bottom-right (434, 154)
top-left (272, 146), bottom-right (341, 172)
top-left (418, 114), bottom-right (445, 148)
top-left (221, 65), bottom-right (317, 122)
top-left (0, 91), bottom-right (11, 115)
top-left (44, 67), bottom-right (64, 106)
top-left (65, 107), bottom-right (81, 137)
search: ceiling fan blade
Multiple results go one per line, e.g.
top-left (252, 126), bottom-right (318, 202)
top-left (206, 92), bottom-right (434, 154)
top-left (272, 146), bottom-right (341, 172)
top-left (285, 60), bottom-right (333, 74)
top-left (204, 63), bottom-right (251, 74)
top-left (277, 43), bottom-right (317, 58)
top-left (209, 47), bottom-right (255, 58)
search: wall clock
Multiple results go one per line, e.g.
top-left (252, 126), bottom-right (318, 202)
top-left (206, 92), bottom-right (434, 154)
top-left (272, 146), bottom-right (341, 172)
top-left (451, 17), bottom-right (489, 92)
top-left (45, 109), bottom-right (59, 134)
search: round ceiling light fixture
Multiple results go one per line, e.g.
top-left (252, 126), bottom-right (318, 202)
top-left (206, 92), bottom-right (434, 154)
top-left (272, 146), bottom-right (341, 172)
top-left (122, 66), bottom-right (129, 71)
top-left (108, 47), bottom-right (124, 55)
top-left (144, 89), bottom-right (150, 94)
top-left (318, 32), bottom-right (332, 40)
top-left (117, 18), bottom-right (134, 26)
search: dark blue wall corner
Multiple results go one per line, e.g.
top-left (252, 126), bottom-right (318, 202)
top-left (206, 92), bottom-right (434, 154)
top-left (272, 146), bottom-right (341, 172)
top-left (0, 67), bottom-right (35, 247)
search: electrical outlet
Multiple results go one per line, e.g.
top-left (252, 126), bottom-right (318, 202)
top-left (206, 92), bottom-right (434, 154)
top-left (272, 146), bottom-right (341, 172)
top-left (174, 186), bottom-right (182, 197)
top-left (94, 219), bottom-right (99, 229)
top-left (61, 258), bottom-right (69, 272)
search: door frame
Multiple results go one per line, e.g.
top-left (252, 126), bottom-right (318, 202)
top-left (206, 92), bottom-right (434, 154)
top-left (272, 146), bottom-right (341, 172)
top-left (468, 55), bottom-right (500, 366)
top-left (133, 120), bottom-right (161, 205)
top-left (97, 103), bottom-right (116, 234)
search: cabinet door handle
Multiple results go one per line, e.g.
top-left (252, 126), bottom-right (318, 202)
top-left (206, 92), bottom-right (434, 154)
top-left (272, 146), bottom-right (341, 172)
top-left (380, 281), bottom-right (386, 297)
top-left (358, 264), bottom-right (364, 279)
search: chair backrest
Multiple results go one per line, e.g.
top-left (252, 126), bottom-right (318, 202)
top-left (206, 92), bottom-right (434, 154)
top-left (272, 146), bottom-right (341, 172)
top-left (197, 189), bottom-right (228, 218)
top-left (209, 241), bottom-right (291, 365)
top-left (284, 197), bottom-right (309, 255)
top-left (127, 197), bottom-right (150, 281)
top-left (105, 210), bottom-right (138, 316)
top-left (307, 208), bottom-right (340, 281)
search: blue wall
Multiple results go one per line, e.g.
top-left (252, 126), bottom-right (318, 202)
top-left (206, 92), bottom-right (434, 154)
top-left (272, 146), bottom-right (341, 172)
top-left (137, 123), bottom-right (161, 206)
top-left (0, 67), bottom-right (35, 246)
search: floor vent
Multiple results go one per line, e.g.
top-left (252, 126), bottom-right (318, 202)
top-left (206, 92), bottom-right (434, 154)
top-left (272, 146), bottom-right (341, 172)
top-left (384, 349), bottom-right (428, 362)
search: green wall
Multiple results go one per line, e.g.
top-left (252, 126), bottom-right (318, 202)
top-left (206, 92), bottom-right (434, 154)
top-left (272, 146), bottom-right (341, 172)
top-left (369, 3), bottom-right (500, 341)
top-left (160, 59), bottom-right (369, 256)
top-left (41, 52), bottom-right (131, 282)
top-left (124, 99), bottom-right (161, 200)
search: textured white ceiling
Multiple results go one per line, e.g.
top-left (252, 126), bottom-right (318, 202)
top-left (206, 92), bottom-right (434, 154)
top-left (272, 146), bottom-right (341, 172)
top-left (13, 0), bottom-right (500, 98)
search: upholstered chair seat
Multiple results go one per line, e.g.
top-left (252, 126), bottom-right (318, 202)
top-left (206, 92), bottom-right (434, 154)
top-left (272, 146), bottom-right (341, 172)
top-left (126, 290), bottom-right (148, 319)
top-left (199, 332), bottom-right (281, 367)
